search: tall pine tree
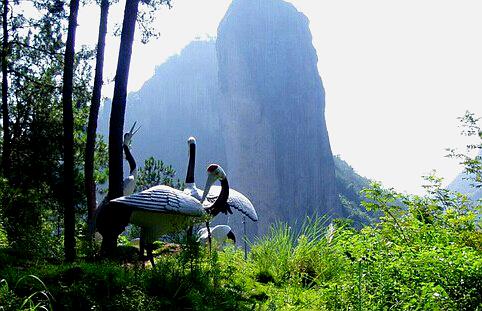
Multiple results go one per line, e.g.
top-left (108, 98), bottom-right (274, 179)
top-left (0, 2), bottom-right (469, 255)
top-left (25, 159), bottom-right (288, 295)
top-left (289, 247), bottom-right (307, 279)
top-left (85, 0), bottom-right (110, 232)
top-left (102, 0), bottom-right (141, 255)
top-left (1, 0), bottom-right (10, 178)
top-left (62, 0), bottom-right (80, 262)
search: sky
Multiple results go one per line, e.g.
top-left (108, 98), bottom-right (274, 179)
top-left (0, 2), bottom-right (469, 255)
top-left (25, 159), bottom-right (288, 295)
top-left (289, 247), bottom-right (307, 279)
top-left (76, 0), bottom-right (482, 194)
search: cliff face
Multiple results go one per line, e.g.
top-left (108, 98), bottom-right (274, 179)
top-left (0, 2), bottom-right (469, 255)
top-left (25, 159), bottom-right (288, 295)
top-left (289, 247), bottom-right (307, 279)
top-left (216, 0), bottom-right (339, 235)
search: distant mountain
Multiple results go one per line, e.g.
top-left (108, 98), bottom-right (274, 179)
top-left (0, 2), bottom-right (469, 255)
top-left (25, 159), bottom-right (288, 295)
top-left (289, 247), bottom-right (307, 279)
top-left (99, 40), bottom-right (225, 185)
top-left (448, 150), bottom-right (482, 201)
top-left (334, 155), bottom-right (374, 225)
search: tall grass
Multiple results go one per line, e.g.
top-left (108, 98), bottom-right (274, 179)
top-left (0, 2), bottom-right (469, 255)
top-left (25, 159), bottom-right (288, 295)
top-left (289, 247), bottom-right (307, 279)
top-left (249, 216), bottom-right (342, 286)
top-left (246, 210), bottom-right (482, 310)
top-left (0, 275), bottom-right (54, 311)
top-left (1, 209), bottom-right (480, 310)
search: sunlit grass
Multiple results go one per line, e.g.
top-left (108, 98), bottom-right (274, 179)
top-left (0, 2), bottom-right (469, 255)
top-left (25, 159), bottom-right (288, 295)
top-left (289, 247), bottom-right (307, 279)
top-left (1, 207), bottom-right (481, 310)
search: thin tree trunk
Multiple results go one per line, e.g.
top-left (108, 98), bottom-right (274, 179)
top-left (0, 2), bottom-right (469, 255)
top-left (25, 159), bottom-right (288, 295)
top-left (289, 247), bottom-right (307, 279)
top-left (62, 0), bottom-right (80, 262)
top-left (1, 0), bottom-right (11, 178)
top-left (85, 0), bottom-right (109, 230)
top-left (102, 0), bottom-right (140, 256)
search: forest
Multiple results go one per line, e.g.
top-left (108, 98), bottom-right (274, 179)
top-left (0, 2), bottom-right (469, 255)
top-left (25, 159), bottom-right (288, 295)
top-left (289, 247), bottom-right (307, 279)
top-left (0, 0), bottom-right (481, 310)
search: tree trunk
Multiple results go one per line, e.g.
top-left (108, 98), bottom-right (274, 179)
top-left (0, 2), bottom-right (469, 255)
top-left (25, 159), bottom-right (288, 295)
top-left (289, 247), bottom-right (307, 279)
top-left (62, 0), bottom-right (80, 262)
top-left (85, 0), bottom-right (109, 230)
top-left (1, 0), bottom-right (10, 178)
top-left (103, 0), bottom-right (140, 255)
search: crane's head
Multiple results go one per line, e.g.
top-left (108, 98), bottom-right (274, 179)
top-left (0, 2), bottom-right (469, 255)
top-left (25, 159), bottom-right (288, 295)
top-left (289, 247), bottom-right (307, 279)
top-left (215, 225), bottom-right (236, 244)
top-left (123, 121), bottom-right (141, 146)
top-left (187, 136), bottom-right (196, 145)
top-left (201, 164), bottom-right (226, 202)
top-left (187, 136), bottom-right (196, 157)
top-left (207, 164), bottom-right (226, 180)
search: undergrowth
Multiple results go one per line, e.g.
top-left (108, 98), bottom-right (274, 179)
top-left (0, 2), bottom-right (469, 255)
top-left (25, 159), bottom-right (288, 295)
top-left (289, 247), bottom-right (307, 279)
top-left (1, 182), bottom-right (481, 310)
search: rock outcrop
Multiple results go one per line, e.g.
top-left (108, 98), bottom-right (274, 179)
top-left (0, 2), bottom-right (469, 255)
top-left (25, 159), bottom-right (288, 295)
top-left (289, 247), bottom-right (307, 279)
top-left (99, 0), bottom-right (340, 239)
top-left (216, 0), bottom-right (340, 236)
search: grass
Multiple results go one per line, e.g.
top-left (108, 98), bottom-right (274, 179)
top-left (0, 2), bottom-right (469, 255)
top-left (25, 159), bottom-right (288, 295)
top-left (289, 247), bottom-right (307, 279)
top-left (1, 195), bottom-right (481, 310)
top-left (0, 275), bottom-right (54, 311)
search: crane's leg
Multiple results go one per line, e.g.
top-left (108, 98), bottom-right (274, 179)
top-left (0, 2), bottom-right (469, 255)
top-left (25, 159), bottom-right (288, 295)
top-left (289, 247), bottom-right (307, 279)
top-left (139, 237), bottom-right (146, 268)
top-left (205, 221), bottom-right (212, 255)
top-left (187, 225), bottom-right (193, 240)
top-left (146, 243), bottom-right (155, 267)
top-left (186, 225), bottom-right (194, 274)
top-left (243, 216), bottom-right (247, 260)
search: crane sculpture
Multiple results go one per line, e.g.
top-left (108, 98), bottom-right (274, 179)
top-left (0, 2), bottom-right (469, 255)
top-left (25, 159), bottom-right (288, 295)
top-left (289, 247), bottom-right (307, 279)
top-left (197, 225), bottom-right (236, 247)
top-left (183, 137), bottom-right (258, 250)
top-left (96, 122), bottom-right (140, 211)
top-left (92, 123), bottom-right (140, 239)
top-left (122, 122), bottom-right (141, 196)
top-left (108, 164), bottom-right (231, 265)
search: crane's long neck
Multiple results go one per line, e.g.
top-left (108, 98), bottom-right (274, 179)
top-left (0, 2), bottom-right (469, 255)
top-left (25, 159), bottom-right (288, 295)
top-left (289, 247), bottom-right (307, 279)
top-left (123, 144), bottom-right (136, 175)
top-left (208, 178), bottom-right (229, 217)
top-left (185, 143), bottom-right (196, 184)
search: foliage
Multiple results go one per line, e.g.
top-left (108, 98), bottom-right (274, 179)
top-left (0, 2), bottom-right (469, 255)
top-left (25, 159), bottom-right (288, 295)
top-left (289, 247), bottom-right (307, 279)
top-left (0, 275), bottom-right (54, 311)
top-left (333, 155), bottom-right (375, 226)
top-left (0, 249), bottom-right (252, 310)
top-left (1, 186), bottom-right (480, 310)
top-left (0, 221), bottom-right (7, 249)
top-left (446, 111), bottom-right (482, 188)
top-left (135, 156), bottom-right (183, 191)
top-left (111, 0), bottom-right (173, 44)
top-left (136, 0), bottom-right (172, 44)
top-left (0, 0), bottom-right (109, 260)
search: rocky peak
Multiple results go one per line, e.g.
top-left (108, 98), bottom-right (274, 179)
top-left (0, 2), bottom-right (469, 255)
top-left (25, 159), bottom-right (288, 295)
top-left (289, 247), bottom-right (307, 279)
top-left (217, 0), bottom-right (340, 236)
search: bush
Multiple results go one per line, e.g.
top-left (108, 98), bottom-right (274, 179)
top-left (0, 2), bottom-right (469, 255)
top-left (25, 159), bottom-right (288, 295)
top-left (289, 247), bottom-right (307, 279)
top-left (245, 177), bottom-right (482, 310)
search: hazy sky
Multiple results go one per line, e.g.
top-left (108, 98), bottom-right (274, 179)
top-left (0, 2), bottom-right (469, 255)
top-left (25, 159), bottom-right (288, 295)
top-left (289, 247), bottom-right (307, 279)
top-left (76, 0), bottom-right (482, 194)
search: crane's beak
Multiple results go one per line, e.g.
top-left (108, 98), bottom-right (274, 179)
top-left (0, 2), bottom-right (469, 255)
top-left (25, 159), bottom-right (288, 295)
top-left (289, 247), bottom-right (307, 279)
top-left (201, 174), bottom-right (217, 203)
top-left (129, 121), bottom-right (141, 136)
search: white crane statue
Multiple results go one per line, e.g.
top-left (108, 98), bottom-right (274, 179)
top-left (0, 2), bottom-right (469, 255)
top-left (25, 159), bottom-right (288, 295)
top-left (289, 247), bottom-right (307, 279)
top-left (197, 225), bottom-right (236, 248)
top-left (91, 122), bottom-right (140, 235)
top-left (122, 122), bottom-right (141, 196)
top-left (183, 137), bottom-right (258, 250)
top-left (108, 164), bottom-right (231, 265)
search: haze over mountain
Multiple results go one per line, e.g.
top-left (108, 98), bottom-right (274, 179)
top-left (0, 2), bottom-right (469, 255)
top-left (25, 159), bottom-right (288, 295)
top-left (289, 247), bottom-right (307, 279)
top-left (100, 40), bottom-right (225, 184)
top-left (448, 149), bottom-right (482, 201)
top-left (99, 0), bottom-right (367, 237)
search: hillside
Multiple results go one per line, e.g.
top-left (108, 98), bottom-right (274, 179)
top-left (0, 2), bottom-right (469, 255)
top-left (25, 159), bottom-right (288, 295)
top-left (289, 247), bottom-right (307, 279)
top-left (448, 150), bottom-right (482, 201)
top-left (333, 156), bottom-right (374, 223)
